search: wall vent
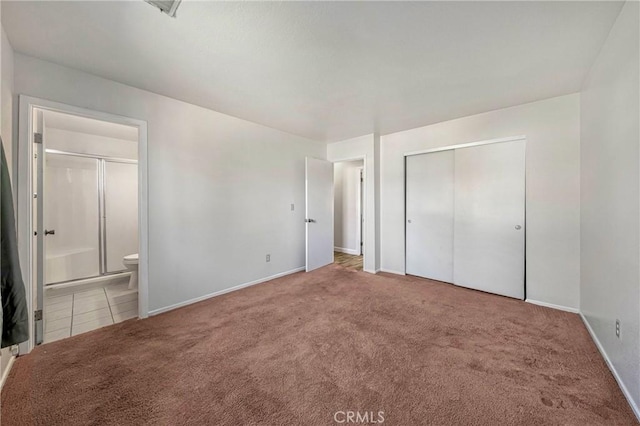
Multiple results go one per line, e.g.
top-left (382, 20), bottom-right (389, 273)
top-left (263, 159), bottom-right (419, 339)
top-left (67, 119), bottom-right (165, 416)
top-left (144, 0), bottom-right (182, 18)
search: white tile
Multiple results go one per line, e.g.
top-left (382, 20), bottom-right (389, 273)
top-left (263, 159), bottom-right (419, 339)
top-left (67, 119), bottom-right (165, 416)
top-left (74, 292), bottom-right (108, 304)
top-left (105, 283), bottom-right (134, 296)
top-left (44, 328), bottom-right (70, 343)
top-left (73, 307), bottom-right (112, 325)
top-left (113, 309), bottom-right (137, 323)
top-left (106, 281), bottom-right (129, 290)
top-left (108, 292), bottom-right (138, 305)
top-left (72, 316), bottom-right (114, 336)
top-left (45, 294), bottom-right (73, 304)
top-left (74, 288), bottom-right (106, 299)
top-left (45, 316), bottom-right (72, 332)
top-left (45, 307), bottom-right (72, 322)
top-left (110, 300), bottom-right (138, 315)
top-left (44, 299), bottom-right (73, 313)
top-left (73, 298), bottom-right (109, 314)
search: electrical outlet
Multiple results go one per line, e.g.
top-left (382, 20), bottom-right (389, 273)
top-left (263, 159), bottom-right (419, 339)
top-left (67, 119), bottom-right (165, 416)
top-left (266, 254), bottom-right (271, 262)
top-left (616, 319), bottom-right (620, 338)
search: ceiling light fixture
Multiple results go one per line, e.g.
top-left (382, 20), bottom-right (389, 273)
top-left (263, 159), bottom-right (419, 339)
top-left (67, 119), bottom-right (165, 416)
top-left (144, 0), bottom-right (182, 18)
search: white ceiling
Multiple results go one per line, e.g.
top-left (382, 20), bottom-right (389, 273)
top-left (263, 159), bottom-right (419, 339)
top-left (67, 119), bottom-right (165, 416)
top-left (43, 110), bottom-right (139, 142)
top-left (3, 1), bottom-right (624, 142)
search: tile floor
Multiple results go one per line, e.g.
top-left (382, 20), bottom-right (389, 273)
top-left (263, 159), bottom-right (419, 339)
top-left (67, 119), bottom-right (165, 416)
top-left (43, 278), bottom-right (138, 343)
top-left (334, 251), bottom-right (363, 271)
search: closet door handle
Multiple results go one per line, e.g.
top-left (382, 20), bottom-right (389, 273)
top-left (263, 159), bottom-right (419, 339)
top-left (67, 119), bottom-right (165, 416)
top-left (514, 225), bottom-right (522, 230)
top-left (45, 229), bottom-right (56, 236)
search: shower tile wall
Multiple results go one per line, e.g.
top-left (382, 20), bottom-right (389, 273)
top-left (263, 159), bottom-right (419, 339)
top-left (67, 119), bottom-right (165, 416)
top-left (43, 278), bottom-right (138, 343)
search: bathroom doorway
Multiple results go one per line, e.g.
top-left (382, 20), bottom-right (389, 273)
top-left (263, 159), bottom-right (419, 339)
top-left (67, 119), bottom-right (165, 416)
top-left (17, 96), bottom-right (148, 351)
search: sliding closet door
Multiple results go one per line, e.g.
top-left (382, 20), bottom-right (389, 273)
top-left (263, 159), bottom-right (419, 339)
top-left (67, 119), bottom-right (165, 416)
top-left (453, 140), bottom-right (525, 299)
top-left (406, 150), bottom-right (454, 282)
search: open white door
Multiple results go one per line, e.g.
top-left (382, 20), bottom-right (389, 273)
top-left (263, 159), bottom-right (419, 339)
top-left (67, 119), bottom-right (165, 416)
top-left (305, 157), bottom-right (334, 272)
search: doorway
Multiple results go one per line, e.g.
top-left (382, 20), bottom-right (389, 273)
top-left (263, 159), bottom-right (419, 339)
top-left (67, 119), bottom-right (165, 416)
top-left (304, 156), bottom-right (367, 273)
top-left (333, 160), bottom-right (364, 271)
top-left (17, 96), bottom-right (148, 353)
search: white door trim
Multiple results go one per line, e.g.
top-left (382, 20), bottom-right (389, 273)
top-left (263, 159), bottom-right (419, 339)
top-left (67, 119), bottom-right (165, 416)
top-left (17, 95), bottom-right (149, 354)
top-left (357, 166), bottom-right (364, 256)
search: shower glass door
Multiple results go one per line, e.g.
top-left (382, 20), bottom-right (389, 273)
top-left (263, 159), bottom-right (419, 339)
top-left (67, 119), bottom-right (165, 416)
top-left (104, 161), bottom-right (138, 273)
top-left (44, 154), bottom-right (101, 284)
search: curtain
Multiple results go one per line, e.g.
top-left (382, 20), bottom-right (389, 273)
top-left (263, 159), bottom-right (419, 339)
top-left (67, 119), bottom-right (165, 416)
top-left (1, 138), bottom-right (28, 348)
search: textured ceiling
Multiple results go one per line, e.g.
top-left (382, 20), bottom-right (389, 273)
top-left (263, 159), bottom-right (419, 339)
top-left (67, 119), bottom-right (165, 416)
top-left (3, 1), bottom-right (624, 142)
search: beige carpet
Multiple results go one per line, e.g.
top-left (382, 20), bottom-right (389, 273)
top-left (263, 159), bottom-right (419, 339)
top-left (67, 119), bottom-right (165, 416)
top-left (2, 264), bottom-right (637, 425)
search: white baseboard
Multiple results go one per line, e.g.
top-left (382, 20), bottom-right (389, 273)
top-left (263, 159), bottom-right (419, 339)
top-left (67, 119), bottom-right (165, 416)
top-left (378, 268), bottom-right (406, 276)
top-left (580, 313), bottom-right (640, 422)
top-left (0, 355), bottom-right (16, 391)
top-left (334, 247), bottom-right (360, 255)
top-left (149, 267), bottom-right (306, 316)
top-left (525, 299), bottom-right (579, 314)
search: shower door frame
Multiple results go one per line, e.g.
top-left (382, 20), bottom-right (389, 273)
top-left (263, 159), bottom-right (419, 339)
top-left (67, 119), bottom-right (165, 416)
top-left (43, 149), bottom-right (138, 285)
top-left (16, 95), bottom-right (149, 354)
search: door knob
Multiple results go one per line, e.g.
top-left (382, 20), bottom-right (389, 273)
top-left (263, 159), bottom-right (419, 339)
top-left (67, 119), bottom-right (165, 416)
top-left (45, 229), bottom-right (55, 236)
top-left (407, 220), bottom-right (412, 223)
top-left (305, 219), bottom-right (316, 223)
top-left (515, 225), bottom-right (522, 230)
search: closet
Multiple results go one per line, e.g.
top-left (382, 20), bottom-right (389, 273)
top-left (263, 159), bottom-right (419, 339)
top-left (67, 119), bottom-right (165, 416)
top-left (405, 139), bottom-right (525, 299)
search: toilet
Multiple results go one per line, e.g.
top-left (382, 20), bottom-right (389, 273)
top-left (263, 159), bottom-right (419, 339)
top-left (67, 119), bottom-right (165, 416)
top-left (122, 253), bottom-right (139, 289)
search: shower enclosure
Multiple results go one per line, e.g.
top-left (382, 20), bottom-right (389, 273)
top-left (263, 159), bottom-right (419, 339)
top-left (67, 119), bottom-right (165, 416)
top-left (44, 150), bottom-right (138, 285)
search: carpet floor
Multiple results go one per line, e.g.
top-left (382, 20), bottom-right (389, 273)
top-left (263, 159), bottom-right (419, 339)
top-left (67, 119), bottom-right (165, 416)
top-left (2, 265), bottom-right (637, 425)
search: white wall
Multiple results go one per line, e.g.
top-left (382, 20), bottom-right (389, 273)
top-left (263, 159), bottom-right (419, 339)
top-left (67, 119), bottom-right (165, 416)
top-left (1, 27), bottom-right (12, 175)
top-left (327, 134), bottom-right (378, 272)
top-left (380, 94), bottom-right (581, 310)
top-left (334, 160), bottom-right (363, 254)
top-left (14, 53), bottom-right (325, 313)
top-left (580, 0), bottom-right (640, 415)
top-left (45, 127), bottom-right (138, 160)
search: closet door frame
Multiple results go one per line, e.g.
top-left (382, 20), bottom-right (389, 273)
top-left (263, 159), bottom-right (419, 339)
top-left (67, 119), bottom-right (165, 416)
top-left (403, 135), bottom-right (527, 296)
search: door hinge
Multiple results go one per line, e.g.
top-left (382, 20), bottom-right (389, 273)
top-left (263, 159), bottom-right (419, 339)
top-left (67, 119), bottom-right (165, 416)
top-left (34, 309), bottom-right (43, 321)
top-left (34, 133), bottom-right (43, 144)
